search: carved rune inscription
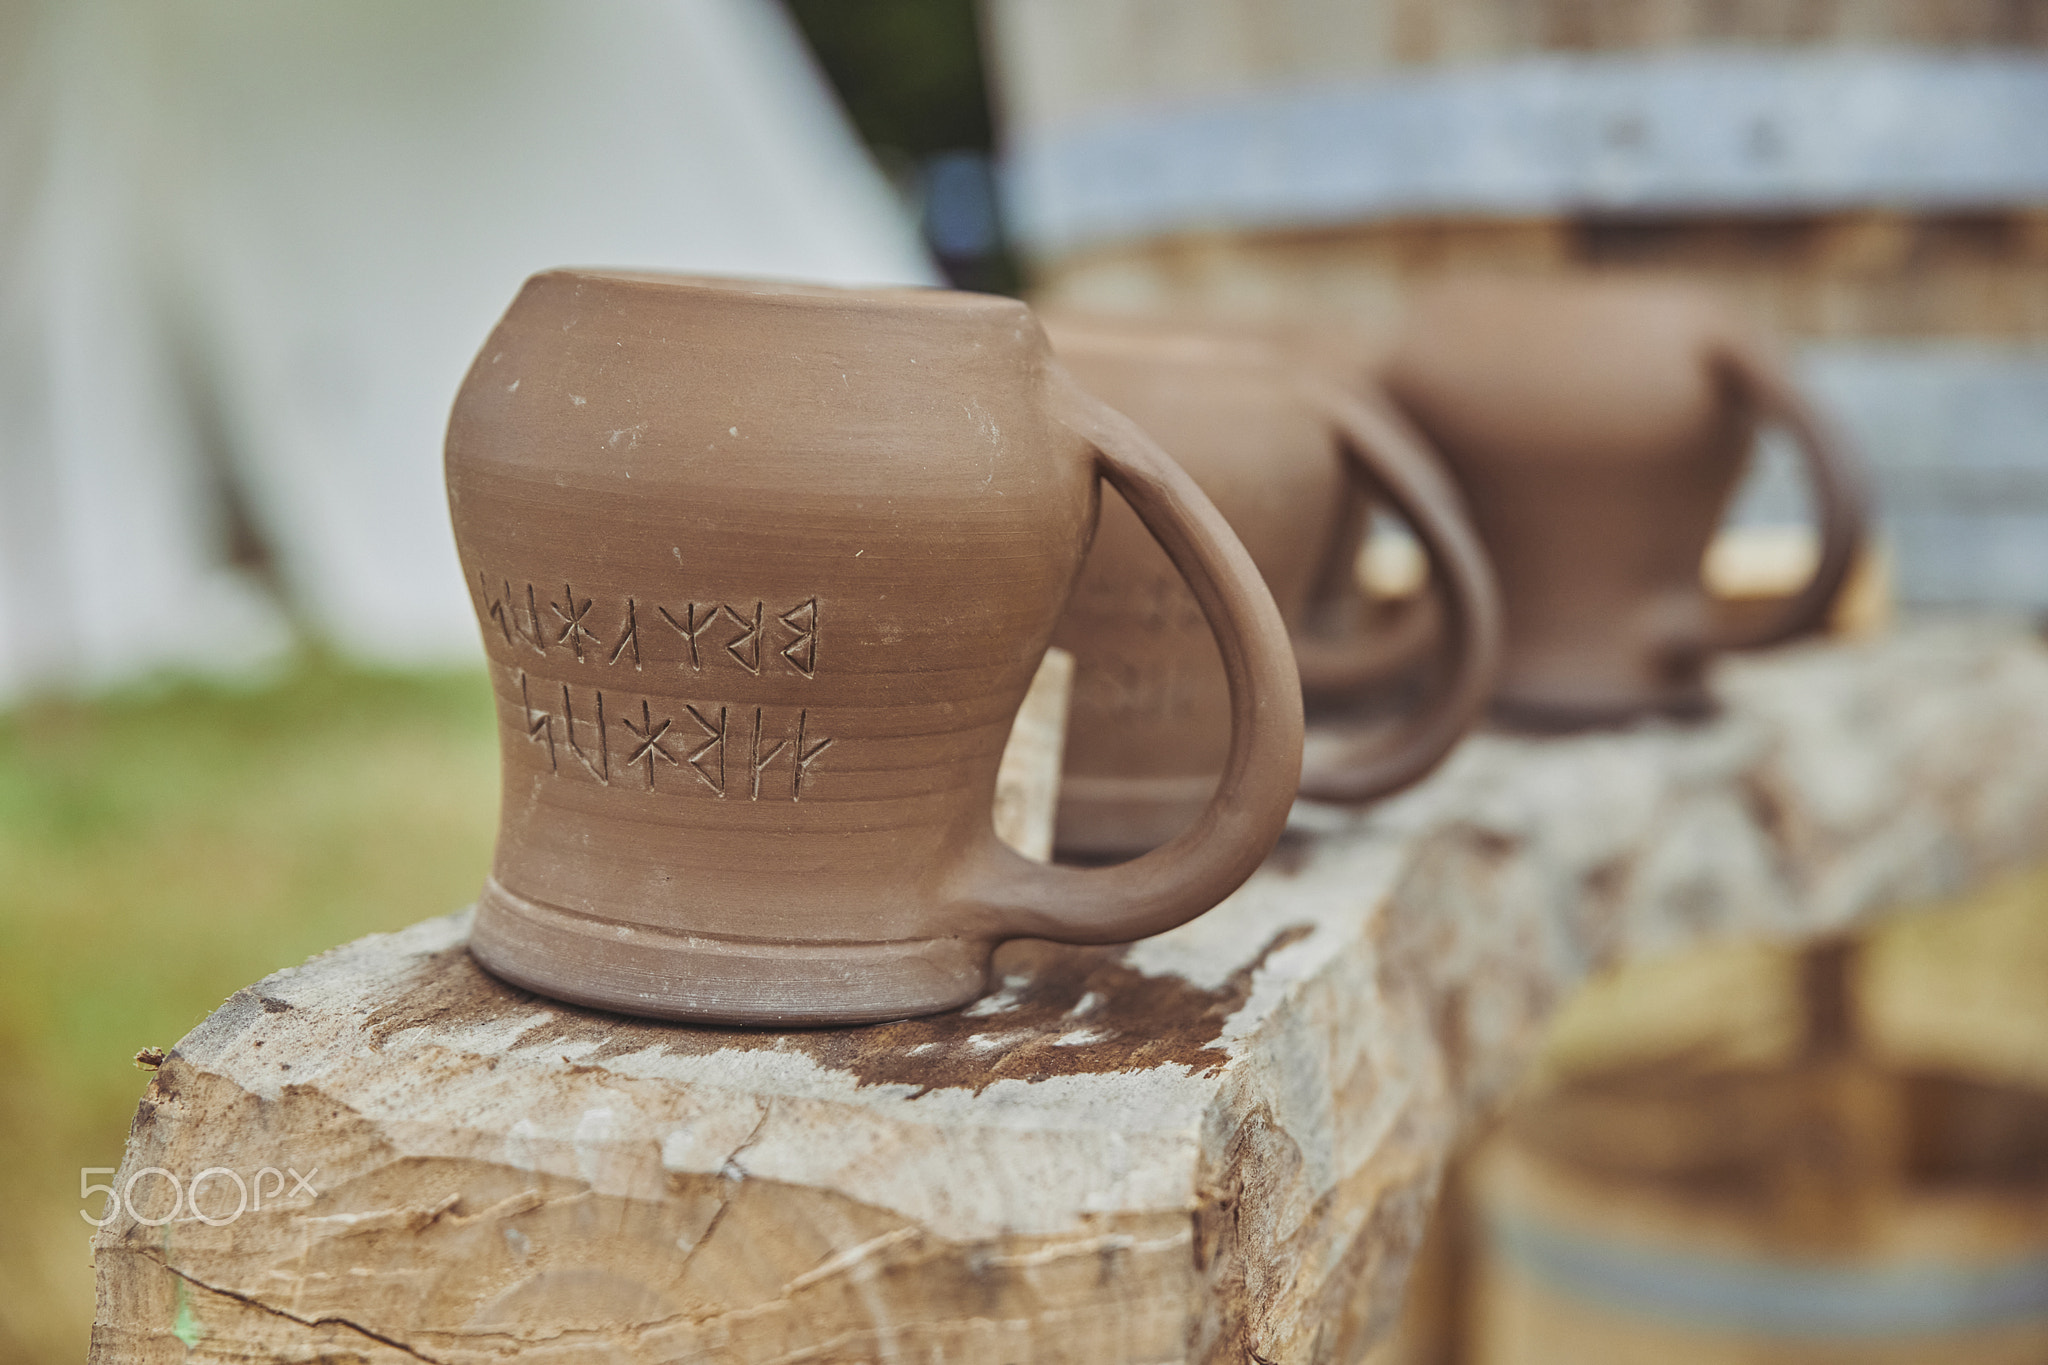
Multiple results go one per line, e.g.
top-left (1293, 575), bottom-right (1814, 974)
top-left (479, 575), bottom-right (831, 800)
top-left (478, 576), bottom-right (819, 678)
top-left (511, 672), bottom-right (832, 801)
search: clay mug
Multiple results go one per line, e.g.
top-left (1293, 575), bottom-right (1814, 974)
top-left (1381, 278), bottom-right (1869, 728)
top-left (446, 271), bottom-right (1304, 1026)
top-left (1043, 314), bottom-right (1502, 859)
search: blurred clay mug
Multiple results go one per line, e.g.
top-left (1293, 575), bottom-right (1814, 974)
top-left (1044, 315), bottom-right (1501, 858)
top-left (445, 272), bottom-right (1304, 1026)
top-left (1382, 278), bottom-right (1868, 729)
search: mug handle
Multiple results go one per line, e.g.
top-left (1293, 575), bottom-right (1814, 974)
top-left (1290, 387), bottom-right (1475, 695)
top-left (1704, 339), bottom-right (1870, 651)
top-left (953, 364), bottom-right (1304, 946)
top-left (1290, 462), bottom-right (1443, 695)
top-left (1291, 379), bottom-right (1504, 804)
top-left (1291, 584), bottom-right (1441, 697)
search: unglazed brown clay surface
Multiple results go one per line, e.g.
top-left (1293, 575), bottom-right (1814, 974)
top-left (1382, 277), bottom-right (1869, 729)
top-left (445, 272), bottom-right (1303, 1025)
top-left (1044, 314), bottom-right (1500, 857)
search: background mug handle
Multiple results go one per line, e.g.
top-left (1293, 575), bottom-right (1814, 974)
top-left (953, 364), bottom-right (1304, 945)
top-left (1291, 391), bottom-right (1460, 696)
top-left (1292, 379), bottom-right (1504, 804)
top-left (1705, 339), bottom-right (1871, 652)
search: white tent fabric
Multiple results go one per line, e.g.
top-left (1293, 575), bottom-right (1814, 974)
top-left (0, 0), bottom-right (935, 700)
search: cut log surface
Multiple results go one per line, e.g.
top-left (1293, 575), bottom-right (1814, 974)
top-left (92, 621), bottom-right (2048, 1364)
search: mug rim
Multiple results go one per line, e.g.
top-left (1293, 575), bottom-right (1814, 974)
top-left (532, 267), bottom-right (1031, 322)
top-left (1041, 310), bottom-right (1291, 374)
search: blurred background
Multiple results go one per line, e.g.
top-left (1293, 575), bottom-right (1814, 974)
top-left (1, 1), bottom-right (2044, 1359)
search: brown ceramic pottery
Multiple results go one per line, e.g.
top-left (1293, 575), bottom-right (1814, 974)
top-left (1043, 315), bottom-right (1502, 859)
top-left (1382, 278), bottom-right (1869, 730)
top-left (445, 272), bottom-right (1303, 1026)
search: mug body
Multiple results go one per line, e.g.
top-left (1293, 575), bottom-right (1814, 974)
top-left (446, 272), bottom-right (1096, 1022)
top-left (1044, 321), bottom-right (1347, 854)
top-left (1385, 281), bottom-right (1752, 726)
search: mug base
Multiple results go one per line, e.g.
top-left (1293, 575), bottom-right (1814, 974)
top-left (1052, 772), bottom-right (1218, 860)
top-left (469, 878), bottom-right (993, 1027)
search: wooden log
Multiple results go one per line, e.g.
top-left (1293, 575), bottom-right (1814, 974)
top-left (91, 621), bottom-right (2048, 1363)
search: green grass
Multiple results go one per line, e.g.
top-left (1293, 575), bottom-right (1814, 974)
top-left (0, 657), bottom-right (498, 1361)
